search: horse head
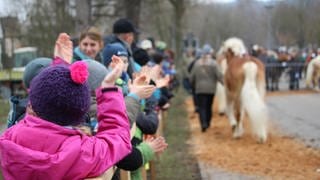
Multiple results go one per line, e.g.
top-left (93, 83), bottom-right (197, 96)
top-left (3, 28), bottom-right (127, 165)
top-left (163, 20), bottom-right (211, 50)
top-left (221, 37), bottom-right (247, 63)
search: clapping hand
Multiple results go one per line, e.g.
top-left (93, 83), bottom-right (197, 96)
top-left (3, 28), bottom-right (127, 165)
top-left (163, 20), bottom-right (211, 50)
top-left (145, 136), bottom-right (168, 154)
top-left (101, 55), bottom-right (125, 88)
top-left (128, 73), bottom-right (156, 99)
top-left (155, 75), bottom-right (170, 88)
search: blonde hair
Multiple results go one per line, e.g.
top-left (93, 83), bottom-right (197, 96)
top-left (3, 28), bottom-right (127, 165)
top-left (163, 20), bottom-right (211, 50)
top-left (79, 27), bottom-right (103, 47)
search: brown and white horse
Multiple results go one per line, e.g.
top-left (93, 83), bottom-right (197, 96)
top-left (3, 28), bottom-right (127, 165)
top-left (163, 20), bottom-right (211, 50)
top-left (221, 37), bottom-right (268, 143)
top-left (306, 55), bottom-right (320, 91)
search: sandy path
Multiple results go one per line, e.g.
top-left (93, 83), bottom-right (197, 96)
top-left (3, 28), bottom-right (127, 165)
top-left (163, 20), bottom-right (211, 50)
top-left (187, 91), bottom-right (320, 179)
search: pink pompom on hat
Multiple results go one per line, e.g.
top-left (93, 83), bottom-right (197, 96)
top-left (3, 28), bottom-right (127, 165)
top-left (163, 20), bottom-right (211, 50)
top-left (70, 61), bottom-right (89, 84)
top-left (29, 62), bottom-right (90, 126)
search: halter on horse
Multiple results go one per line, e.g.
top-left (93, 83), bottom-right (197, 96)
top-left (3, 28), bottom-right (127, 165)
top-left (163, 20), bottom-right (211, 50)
top-left (221, 37), bottom-right (268, 143)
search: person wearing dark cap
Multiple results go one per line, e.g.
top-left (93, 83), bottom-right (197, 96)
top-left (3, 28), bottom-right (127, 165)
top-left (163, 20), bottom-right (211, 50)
top-left (82, 58), bottom-right (144, 134)
top-left (103, 43), bottom-right (129, 68)
top-left (103, 18), bottom-right (139, 78)
top-left (103, 43), bottom-right (131, 96)
top-left (112, 18), bottom-right (139, 35)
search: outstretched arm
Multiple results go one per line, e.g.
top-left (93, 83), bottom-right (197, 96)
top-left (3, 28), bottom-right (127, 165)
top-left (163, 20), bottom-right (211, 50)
top-left (79, 56), bottom-right (131, 177)
top-left (53, 33), bottom-right (73, 65)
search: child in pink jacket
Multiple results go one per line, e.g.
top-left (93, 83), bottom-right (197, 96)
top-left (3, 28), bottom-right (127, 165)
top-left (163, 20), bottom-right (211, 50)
top-left (0, 53), bottom-right (131, 179)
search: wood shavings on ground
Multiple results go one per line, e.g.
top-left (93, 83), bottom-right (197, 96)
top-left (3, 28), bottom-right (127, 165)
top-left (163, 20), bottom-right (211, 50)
top-left (186, 91), bottom-right (320, 179)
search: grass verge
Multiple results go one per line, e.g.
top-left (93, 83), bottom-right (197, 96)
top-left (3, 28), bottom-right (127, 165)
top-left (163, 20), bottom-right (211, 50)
top-left (155, 89), bottom-right (201, 180)
top-left (0, 100), bottom-right (10, 125)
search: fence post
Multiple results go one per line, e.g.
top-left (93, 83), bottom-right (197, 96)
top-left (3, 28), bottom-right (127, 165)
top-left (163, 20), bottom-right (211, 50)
top-left (120, 170), bottom-right (131, 180)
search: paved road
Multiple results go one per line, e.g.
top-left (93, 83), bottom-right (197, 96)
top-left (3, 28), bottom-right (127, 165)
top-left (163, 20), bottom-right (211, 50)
top-left (199, 162), bottom-right (267, 180)
top-left (267, 93), bottom-right (320, 148)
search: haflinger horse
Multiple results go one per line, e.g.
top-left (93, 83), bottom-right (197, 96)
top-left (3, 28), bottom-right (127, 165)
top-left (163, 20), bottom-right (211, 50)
top-left (221, 37), bottom-right (268, 143)
top-left (305, 55), bottom-right (320, 91)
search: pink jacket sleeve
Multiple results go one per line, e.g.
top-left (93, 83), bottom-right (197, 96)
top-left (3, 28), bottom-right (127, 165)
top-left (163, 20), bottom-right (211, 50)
top-left (51, 57), bottom-right (69, 66)
top-left (75, 87), bottom-right (132, 178)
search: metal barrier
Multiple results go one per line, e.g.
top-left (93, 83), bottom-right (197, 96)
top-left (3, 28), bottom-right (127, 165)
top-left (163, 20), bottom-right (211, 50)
top-left (264, 61), bottom-right (305, 91)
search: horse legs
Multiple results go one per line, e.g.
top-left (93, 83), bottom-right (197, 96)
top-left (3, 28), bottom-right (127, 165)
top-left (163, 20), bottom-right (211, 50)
top-left (226, 100), bottom-right (237, 132)
top-left (314, 70), bottom-right (320, 91)
top-left (233, 105), bottom-right (244, 138)
top-left (226, 97), bottom-right (244, 139)
top-left (312, 64), bottom-right (320, 91)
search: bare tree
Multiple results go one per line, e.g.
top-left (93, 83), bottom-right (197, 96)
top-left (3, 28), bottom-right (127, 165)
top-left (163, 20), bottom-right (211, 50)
top-left (25, 0), bottom-right (75, 56)
top-left (124, 0), bottom-right (142, 29)
top-left (169, 0), bottom-right (188, 66)
top-left (6, 0), bottom-right (320, 57)
top-left (141, 0), bottom-right (171, 42)
top-left (75, 0), bottom-right (91, 32)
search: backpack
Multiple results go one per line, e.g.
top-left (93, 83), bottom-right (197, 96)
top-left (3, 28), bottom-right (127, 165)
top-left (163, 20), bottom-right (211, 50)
top-left (7, 96), bottom-right (28, 128)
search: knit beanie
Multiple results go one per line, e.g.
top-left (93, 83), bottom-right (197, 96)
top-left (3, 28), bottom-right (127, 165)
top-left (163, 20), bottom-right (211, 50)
top-left (23, 57), bottom-right (52, 89)
top-left (202, 44), bottom-right (213, 55)
top-left (113, 18), bottom-right (139, 34)
top-left (29, 62), bottom-right (90, 126)
top-left (102, 43), bottom-right (128, 67)
top-left (82, 59), bottom-right (108, 90)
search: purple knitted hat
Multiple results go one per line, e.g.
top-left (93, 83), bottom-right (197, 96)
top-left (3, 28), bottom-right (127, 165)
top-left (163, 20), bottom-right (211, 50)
top-left (29, 62), bottom-right (90, 126)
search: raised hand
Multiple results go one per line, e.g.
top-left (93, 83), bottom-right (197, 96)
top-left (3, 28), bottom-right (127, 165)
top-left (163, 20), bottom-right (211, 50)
top-left (132, 73), bottom-right (149, 86)
top-left (145, 136), bottom-right (168, 154)
top-left (109, 55), bottom-right (123, 69)
top-left (128, 72), bottom-right (156, 99)
top-left (155, 75), bottom-right (170, 88)
top-left (101, 55), bottom-right (125, 88)
top-left (138, 66), bottom-right (152, 84)
top-left (149, 64), bottom-right (162, 81)
top-left (54, 33), bottom-right (73, 64)
top-left (128, 81), bottom-right (156, 99)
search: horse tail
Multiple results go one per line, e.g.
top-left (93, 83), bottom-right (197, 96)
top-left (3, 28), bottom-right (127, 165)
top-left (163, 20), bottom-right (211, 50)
top-left (216, 83), bottom-right (226, 114)
top-left (216, 59), bottom-right (227, 114)
top-left (306, 59), bottom-right (315, 88)
top-left (241, 62), bottom-right (268, 143)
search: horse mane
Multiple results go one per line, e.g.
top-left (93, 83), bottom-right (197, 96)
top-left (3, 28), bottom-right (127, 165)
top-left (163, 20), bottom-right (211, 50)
top-left (221, 37), bottom-right (247, 58)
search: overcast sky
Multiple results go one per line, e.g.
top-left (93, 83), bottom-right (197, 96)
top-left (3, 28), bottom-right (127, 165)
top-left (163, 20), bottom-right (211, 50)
top-left (0, 0), bottom-right (11, 16)
top-left (0, 0), bottom-right (31, 21)
top-left (0, 0), bottom-right (281, 18)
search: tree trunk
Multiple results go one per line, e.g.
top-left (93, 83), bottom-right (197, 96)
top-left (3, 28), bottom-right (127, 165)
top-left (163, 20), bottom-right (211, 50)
top-left (75, 0), bottom-right (91, 33)
top-left (169, 0), bottom-right (186, 69)
top-left (125, 0), bottom-right (142, 29)
top-left (150, 0), bottom-right (168, 42)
